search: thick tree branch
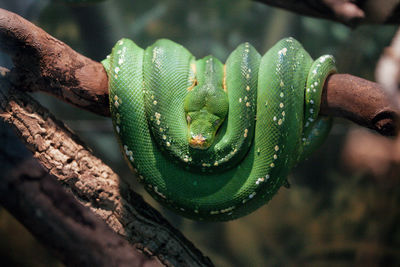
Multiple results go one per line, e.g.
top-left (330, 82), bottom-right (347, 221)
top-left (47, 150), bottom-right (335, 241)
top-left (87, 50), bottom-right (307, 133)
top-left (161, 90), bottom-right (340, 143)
top-left (0, 8), bottom-right (109, 116)
top-left (0, 73), bottom-right (213, 266)
top-left (0, 139), bottom-right (161, 267)
top-left (342, 27), bottom-right (400, 177)
top-left (254, 0), bottom-right (400, 26)
top-left (1, 8), bottom-right (398, 136)
top-left (320, 74), bottom-right (398, 136)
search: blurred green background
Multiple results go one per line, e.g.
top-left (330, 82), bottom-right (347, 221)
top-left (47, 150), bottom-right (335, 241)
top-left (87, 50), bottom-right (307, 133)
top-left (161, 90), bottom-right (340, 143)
top-left (0, 0), bottom-right (399, 266)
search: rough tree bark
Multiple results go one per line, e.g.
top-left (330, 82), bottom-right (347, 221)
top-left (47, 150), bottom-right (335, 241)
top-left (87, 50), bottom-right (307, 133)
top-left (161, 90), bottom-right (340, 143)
top-left (0, 4), bottom-right (399, 267)
top-left (0, 122), bottom-right (162, 267)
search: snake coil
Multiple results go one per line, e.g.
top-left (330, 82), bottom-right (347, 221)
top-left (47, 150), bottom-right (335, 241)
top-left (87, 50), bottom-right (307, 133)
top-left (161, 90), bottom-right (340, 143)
top-left (102, 37), bottom-right (336, 221)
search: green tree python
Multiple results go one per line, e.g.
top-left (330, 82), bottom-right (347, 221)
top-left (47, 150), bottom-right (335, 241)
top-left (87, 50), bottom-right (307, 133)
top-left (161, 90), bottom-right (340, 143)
top-left (102, 37), bottom-right (336, 221)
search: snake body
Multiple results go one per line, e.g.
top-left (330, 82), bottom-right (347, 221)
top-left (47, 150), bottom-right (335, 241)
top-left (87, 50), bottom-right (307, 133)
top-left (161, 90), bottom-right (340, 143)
top-left (102, 38), bottom-right (336, 221)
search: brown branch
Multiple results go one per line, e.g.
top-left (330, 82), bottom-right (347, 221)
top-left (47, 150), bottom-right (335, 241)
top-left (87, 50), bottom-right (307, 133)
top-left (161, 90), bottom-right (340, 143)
top-left (1, 8), bottom-right (398, 136)
top-left (254, 0), bottom-right (400, 26)
top-left (0, 8), bottom-right (109, 116)
top-left (0, 139), bottom-right (161, 267)
top-left (320, 74), bottom-right (398, 136)
top-left (0, 73), bottom-right (213, 266)
top-left (342, 27), bottom-right (400, 177)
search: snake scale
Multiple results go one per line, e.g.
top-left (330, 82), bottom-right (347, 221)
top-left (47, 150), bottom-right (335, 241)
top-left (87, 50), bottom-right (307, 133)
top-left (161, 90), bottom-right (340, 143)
top-left (102, 37), bottom-right (336, 221)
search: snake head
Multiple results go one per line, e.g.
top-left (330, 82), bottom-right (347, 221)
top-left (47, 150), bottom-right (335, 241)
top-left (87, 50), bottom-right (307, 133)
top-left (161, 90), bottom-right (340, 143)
top-left (186, 111), bottom-right (222, 149)
top-left (184, 85), bottom-right (228, 150)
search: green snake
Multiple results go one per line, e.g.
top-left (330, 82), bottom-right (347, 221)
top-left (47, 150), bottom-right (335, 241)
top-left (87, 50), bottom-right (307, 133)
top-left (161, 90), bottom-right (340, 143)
top-left (102, 37), bottom-right (336, 221)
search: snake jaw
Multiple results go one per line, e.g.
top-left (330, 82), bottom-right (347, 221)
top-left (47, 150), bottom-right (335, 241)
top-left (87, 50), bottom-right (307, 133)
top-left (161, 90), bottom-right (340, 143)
top-left (189, 134), bottom-right (208, 149)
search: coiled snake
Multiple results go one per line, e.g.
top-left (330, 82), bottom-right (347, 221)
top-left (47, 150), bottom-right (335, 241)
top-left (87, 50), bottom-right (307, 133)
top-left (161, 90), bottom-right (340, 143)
top-left (102, 37), bottom-right (336, 221)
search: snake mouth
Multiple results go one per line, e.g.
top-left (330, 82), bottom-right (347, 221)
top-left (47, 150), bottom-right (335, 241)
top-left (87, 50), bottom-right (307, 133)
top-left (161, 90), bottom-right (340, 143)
top-left (189, 134), bottom-right (209, 149)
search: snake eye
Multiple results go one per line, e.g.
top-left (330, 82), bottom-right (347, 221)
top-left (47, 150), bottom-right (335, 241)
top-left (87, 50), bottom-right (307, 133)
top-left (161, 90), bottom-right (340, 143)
top-left (213, 119), bottom-right (220, 127)
top-left (186, 115), bottom-right (192, 123)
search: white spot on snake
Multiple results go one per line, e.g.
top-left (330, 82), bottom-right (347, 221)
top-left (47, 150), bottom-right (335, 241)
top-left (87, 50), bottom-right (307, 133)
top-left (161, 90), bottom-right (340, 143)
top-left (256, 177), bottom-right (265, 185)
top-left (114, 95), bottom-right (118, 101)
top-left (279, 103), bottom-right (284, 108)
top-left (280, 92), bottom-right (284, 97)
top-left (155, 112), bottom-right (161, 119)
top-left (194, 209), bottom-right (199, 213)
top-left (273, 116), bottom-right (277, 121)
top-left (309, 118), bottom-right (314, 122)
top-left (266, 174), bottom-right (270, 180)
top-left (274, 145), bottom-right (279, 151)
top-left (114, 67), bottom-right (120, 74)
top-left (115, 125), bottom-right (120, 133)
top-left (310, 100), bottom-right (314, 104)
top-left (311, 84), bottom-right (314, 89)
top-left (302, 138), bottom-right (307, 142)
top-left (249, 192), bottom-right (256, 198)
top-left (154, 186), bottom-right (166, 199)
top-left (153, 100), bottom-right (158, 105)
top-left (312, 69), bottom-right (317, 75)
top-left (220, 206), bottom-right (236, 213)
top-left (278, 119), bottom-right (282, 125)
top-left (246, 85), bottom-right (250, 91)
top-left (282, 111), bottom-right (285, 116)
top-left (314, 81), bottom-right (318, 86)
top-left (239, 98), bottom-right (242, 103)
top-left (280, 80), bottom-right (284, 87)
top-left (152, 47), bottom-right (163, 64)
top-left (118, 40), bottom-right (124, 45)
top-left (246, 102), bottom-right (251, 107)
top-left (278, 47), bottom-right (287, 56)
top-left (270, 163), bottom-right (275, 168)
top-left (246, 73), bottom-right (250, 79)
top-left (118, 58), bottom-right (124, 65)
top-left (306, 88), bottom-right (310, 92)
top-left (310, 108), bottom-right (314, 114)
top-left (129, 156), bottom-right (134, 162)
top-left (273, 154), bottom-right (278, 159)
top-left (305, 122), bottom-right (310, 127)
top-left (114, 100), bottom-right (119, 108)
top-left (244, 128), bottom-right (248, 138)
top-left (162, 135), bottom-right (167, 140)
top-left (244, 96), bottom-right (248, 101)
top-left (156, 120), bottom-right (161, 125)
top-left (313, 89), bottom-right (317, 93)
top-left (166, 141), bottom-right (171, 147)
top-left (214, 161), bottom-right (218, 166)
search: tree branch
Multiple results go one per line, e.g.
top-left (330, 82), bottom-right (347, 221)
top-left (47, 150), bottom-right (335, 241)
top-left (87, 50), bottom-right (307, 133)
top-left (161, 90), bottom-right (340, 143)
top-left (0, 71), bottom-right (213, 266)
top-left (0, 8), bottom-right (109, 116)
top-left (1, 8), bottom-right (398, 136)
top-left (254, 0), bottom-right (400, 26)
top-left (342, 27), bottom-right (400, 177)
top-left (0, 138), bottom-right (162, 267)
